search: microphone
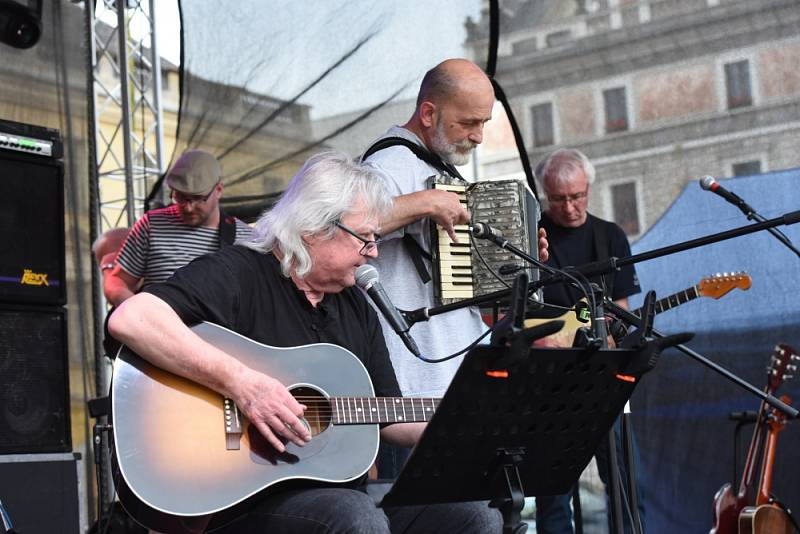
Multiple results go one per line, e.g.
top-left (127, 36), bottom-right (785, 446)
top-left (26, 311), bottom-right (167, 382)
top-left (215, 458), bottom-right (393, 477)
top-left (698, 176), bottom-right (754, 215)
top-left (355, 265), bottom-right (421, 357)
top-left (470, 221), bottom-right (504, 240)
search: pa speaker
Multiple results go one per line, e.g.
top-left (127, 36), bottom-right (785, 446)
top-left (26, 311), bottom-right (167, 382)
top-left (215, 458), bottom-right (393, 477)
top-left (0, 453), bottom-right (81, 534)
top-left (0, 151), bottom-right (65, 305)
top-left (0, 306), bottom-right (71, 454)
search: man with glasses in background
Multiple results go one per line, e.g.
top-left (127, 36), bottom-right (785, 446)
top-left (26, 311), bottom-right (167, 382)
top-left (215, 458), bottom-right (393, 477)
top-left (104, 149), bottom-right (252, 306)
top-left (533, 147), bottom-right (644, 534)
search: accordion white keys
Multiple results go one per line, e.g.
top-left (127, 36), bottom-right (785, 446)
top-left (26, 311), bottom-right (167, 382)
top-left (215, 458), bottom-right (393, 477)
top-left (428, 175), bottom-right (542, 306)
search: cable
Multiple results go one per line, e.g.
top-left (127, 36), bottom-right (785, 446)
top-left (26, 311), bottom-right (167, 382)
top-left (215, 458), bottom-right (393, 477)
top-left (416, 324), bottom-right (494, 363)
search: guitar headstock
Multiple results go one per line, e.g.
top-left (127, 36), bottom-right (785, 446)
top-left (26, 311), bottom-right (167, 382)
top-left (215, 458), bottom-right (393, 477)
top-left (767, 343), bottom-right (799, 394)
top-left (767, 394), bottom-right (793, 432)
top-left (697, 272), bottom-right (752, 299)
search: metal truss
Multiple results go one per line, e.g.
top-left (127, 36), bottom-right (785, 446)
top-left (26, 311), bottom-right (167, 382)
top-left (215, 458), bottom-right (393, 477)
top-left (90, 0), bottom-right (165, 231)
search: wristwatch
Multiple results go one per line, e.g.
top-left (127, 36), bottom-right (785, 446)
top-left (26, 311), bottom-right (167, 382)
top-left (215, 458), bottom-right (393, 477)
top-left (101, 263), bottom-right (116, 272)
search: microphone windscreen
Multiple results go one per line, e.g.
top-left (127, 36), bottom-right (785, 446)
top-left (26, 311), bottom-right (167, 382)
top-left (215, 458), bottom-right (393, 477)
top-left (699, 176), bottom-right (716, 191)
top-left (355, 264), bottom-right (379, 289)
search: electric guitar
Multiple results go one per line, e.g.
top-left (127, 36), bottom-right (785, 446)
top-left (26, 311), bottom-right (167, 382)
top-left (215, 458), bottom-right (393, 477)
top-left (525, 272), bottom-right (752, 347)
top-left (709, 343), bottom-right (798, 534)
top-left (111, 321), bottom-right (439, 533)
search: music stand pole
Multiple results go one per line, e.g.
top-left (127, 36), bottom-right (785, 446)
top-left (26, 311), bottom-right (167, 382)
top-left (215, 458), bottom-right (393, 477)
top-left (587, 285), bottom-right (627, 534)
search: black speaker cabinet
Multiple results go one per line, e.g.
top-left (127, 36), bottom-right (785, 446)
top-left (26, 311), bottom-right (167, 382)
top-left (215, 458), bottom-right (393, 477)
top-left (0, 151), bottom-right (66, 305)
top-left (0, 306), bottom-right (71, 454)
top-left (0, 453), bottom-right (81, 534)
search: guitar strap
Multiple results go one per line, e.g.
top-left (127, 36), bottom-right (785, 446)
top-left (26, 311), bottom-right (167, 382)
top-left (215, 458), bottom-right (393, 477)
top-left (361, 137), bottom-right (468, 285)
top-left (591, 214), bottom-right (615, 299)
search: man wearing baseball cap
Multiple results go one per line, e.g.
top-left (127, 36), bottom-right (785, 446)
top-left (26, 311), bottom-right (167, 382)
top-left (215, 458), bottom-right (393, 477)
top-left (104, 149), bottom-right (252, 307)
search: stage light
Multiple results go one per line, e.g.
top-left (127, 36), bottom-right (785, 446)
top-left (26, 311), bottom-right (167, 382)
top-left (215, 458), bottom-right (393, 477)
top-left (0, 0), bottom-right (42, 49)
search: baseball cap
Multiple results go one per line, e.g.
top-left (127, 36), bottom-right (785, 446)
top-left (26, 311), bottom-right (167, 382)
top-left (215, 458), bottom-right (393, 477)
top-left (165, 149), bottom-right (221, 194)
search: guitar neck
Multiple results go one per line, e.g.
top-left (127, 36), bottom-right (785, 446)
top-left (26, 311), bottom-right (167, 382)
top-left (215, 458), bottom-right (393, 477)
top-left (330, 397), bottom-right (440, 425)
top-left (648, 285), bottom-right (701, 315)
top-left (737, 400), bottom-right (768, 503)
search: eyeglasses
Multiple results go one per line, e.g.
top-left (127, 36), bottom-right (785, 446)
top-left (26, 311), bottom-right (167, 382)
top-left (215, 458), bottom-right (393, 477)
top-left (547, 189), bottom-right (588, 205)
top-left (171, 185), bottom-right (217, 206)
top-left (334, 220), bottom-right (381, 256)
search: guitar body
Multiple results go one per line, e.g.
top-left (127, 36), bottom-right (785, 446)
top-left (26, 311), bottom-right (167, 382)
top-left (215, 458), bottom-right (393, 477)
top-left (111, 322), bottom-right (380, 530)
top-left (709, 482), bottom-right (741, 534)
top-left (524, 307), bottom-right (587, 347)
top-left (738, 505), bottom-right (794, 534)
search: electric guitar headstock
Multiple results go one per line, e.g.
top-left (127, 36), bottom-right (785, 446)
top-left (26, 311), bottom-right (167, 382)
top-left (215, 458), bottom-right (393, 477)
top-left (696, 272), bottom-right (752, 300)
top-left (766, 395), bottom-right (792, 432)
top-left (767, 343), bottom-right (799, 395)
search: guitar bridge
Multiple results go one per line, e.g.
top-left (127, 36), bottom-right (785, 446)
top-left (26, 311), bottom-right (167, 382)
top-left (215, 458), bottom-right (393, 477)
top-left (223, 397), bottom-right (242, 450)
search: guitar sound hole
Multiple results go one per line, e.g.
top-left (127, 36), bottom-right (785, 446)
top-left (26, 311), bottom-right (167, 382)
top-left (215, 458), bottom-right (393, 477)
top-left (290, 385), bottom-right (331, 437)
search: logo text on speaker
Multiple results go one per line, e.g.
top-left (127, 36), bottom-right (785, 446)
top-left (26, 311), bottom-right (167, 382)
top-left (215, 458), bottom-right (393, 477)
top-left (20, 269), bottom-right (49, 286)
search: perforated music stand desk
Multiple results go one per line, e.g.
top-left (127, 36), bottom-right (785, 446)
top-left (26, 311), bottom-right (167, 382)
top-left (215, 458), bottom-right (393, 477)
top-left (380, 344), bottom-right (643, 531)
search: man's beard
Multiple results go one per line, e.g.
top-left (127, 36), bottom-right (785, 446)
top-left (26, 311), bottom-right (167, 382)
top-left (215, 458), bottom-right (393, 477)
top-left (430, 119), bottom-right (476, 167)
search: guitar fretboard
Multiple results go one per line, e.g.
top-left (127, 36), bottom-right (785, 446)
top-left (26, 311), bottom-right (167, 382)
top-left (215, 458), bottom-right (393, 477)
top-left (331, 397), bottom-right (439, 425)
top-left (651, 285), bottom-right (700, 314)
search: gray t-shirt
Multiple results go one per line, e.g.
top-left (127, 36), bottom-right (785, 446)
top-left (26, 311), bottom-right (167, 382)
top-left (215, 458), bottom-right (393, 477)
top-left (364, 126), bottom-right (489, 397)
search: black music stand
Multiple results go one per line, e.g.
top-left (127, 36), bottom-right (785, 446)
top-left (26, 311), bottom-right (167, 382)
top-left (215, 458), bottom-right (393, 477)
top-left (380, 341), bottom-right (663, 533)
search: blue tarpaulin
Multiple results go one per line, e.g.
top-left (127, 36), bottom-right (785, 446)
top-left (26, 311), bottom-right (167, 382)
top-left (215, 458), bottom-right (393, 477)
top-left (628, 168), bottom-right (800, 533)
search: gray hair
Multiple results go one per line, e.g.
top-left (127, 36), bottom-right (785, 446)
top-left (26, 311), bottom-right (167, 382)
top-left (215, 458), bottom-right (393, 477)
top-left (241, 151), bottom-right (392, 278)
top-left (535, 148), bottom-right (596, 189)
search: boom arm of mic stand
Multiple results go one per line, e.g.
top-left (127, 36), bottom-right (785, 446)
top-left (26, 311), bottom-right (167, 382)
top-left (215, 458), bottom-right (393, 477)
top-left (745, 211), bottom-right (800, 259)
top-left (604, 300), bottom-right (799, 420)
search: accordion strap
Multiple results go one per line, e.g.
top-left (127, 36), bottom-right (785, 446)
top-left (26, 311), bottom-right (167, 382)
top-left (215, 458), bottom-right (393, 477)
top-left (362, 136), bottom-right (464, 285)
top-left (361, 136), bottom-right (466, 181)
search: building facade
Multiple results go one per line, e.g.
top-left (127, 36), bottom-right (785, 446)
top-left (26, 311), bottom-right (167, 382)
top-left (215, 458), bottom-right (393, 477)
top-left (468, 0), bottom-right (800, 239)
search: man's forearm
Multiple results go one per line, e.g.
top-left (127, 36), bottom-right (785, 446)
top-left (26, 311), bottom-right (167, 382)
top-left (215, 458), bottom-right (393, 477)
top-left (380, 192), bottom-right (432, 234)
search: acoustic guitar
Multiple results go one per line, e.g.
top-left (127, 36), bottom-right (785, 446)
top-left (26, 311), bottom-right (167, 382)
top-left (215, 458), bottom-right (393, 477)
top-left (525, 272), bottom-right (752, 347)
top-left (709, 343), bottom-right (798, 534)
top-left (111, 321), bottom-right (439, 532)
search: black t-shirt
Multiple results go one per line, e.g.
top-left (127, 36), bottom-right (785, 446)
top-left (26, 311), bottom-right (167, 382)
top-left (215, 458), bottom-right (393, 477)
top-left (540, 212), bottom-right (640, 308)
top-left (143, 245), bottom-right (401, 399)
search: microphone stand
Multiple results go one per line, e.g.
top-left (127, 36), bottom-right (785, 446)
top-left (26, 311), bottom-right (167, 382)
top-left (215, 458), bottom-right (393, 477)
top-left (741, 210), bottom-right (800, 259)
top-left (404, 211), bottom-right (800, 327)
top-left (605, 300), bottom-right (797, 419)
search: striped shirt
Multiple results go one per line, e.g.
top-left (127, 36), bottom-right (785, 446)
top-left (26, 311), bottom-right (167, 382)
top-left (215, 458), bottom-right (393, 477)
top-left (115, 205), bottom-right (253, 287)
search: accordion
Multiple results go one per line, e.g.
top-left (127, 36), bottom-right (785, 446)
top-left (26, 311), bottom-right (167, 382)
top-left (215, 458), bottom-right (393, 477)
top-left (428, 175), bottom-right (541, 305)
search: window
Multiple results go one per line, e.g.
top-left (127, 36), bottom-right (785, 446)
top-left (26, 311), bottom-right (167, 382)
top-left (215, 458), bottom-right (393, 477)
top-left (531, 102), bottom-right (554, 147)
top-left (545, 30), bottom-right (571, 48)
top-left (724, 60), bottom-right (752, 109)
top-left (732, 160), bottom-right (761, 176)
top-left (611, 182), bottom-right (640, 235)
top-left (603, 87), bottom-right (628, 133)
top-left (512, 36), bottom-right (538, 55)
